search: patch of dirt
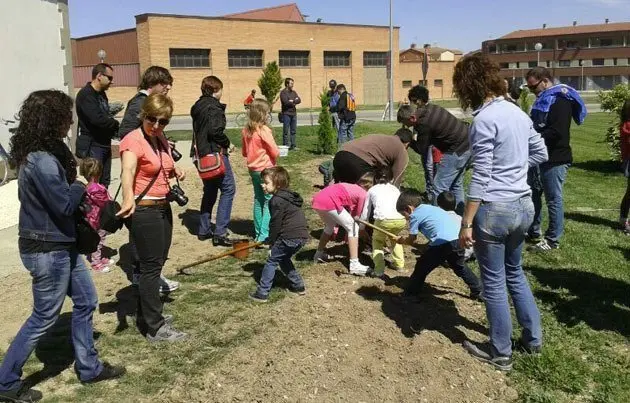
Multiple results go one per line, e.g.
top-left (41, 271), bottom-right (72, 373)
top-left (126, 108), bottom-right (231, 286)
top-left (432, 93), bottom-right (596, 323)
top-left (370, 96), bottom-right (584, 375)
top-left (0, 151), bottom-right (517, 402)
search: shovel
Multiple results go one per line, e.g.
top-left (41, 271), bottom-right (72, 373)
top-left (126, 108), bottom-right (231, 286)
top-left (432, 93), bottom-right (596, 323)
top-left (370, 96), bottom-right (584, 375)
top-left (177, 240), bottom-right (263, 275)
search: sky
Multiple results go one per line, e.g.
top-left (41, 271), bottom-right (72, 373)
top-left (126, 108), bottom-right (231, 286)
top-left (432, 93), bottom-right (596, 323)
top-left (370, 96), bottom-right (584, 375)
top-left (69, 0), bottom-right (630, 52)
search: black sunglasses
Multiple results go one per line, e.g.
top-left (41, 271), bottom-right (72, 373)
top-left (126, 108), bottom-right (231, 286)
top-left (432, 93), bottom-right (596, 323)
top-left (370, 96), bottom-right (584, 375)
top-left (101, 74), bottom-right (113, 82)
top-left (527, 79), bottom-right (542, 91)
top-left (146, 116), bottom-right (170, 126)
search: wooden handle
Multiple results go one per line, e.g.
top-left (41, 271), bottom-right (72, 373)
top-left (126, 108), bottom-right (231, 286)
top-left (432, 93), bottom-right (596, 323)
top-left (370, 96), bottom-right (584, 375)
top-left (354, 218), bottom-right (399, 239)
top-left (177, 241), bottom-right (263, 273)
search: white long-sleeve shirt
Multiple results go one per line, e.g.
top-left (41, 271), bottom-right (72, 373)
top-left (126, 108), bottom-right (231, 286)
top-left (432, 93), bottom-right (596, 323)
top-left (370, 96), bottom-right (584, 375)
top-left (360, 183), bottom-right (405, 221)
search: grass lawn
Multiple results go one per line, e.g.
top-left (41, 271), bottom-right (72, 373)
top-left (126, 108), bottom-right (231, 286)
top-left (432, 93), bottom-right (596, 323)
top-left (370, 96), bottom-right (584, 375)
top-left (5, 113), bottom-right (629, 402)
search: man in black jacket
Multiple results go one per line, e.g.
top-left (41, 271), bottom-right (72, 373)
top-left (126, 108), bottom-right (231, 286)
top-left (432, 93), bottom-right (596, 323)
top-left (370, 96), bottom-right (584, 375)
top-left (397, 85), bottom-right (471, 214)
top-left (190, 75), bottom-right (235, 247)
top-left (280, 78), bottom-right (301, 150)
top-left (525, 67), bottom-right (585, 251)
top-left (118, 66), bottom-right (173, 138)
top-left (75, 63), bottom-right (119, 187)
top-left (331, 84), bottom-right (356, 144)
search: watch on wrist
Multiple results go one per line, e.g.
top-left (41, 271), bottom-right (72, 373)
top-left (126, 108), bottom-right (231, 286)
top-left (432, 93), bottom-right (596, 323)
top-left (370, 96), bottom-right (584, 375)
top-left (461, 223), bottom-right (473, 229)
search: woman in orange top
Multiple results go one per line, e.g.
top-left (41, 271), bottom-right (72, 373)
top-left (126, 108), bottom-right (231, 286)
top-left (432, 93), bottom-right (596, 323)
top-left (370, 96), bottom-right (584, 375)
top-left (241, 99), bottom-right (280, 242)
top-left (117, 94), bottom-right (187, 343)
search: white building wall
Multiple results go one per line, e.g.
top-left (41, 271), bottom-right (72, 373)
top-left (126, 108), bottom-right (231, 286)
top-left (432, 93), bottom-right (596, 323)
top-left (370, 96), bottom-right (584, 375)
top-left (0, 0), bottom-right (71, 149)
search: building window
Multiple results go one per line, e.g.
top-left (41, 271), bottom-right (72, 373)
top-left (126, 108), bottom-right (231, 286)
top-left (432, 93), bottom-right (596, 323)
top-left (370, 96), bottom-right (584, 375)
top-left (169, 48), bottom-right (210, 68)
top-left (279, 50), bottom-right (310, 67)
top-left (228, 50), bottom-right (263, 68)
top-left (592, 58), bottom-right (605, 66)
top-left (434, 79), bottom-right (443, 87)
top-left (363, 51), bottom-right (388, 67)
top-left (324, 51), bottom-right (351, 67)
top-left (488, 45), bottom-right (497, 53)
top-left (528, 61), bottom-right (538, 68)
top-left (402, 80), bottom-right (412, 88)
top-left (558, 60), bottom-right (571, 67)
top-left (499, 62), bottom-right (509, 69)
top-left (501, 43), bottom-right (525, 53)
top-left (591, 37), bottom-right (622, 47)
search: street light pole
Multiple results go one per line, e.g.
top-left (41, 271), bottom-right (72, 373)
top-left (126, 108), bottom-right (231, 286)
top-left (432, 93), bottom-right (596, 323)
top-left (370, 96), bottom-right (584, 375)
top-left (388, 0), bottom-right (394, 121)
top-left (580, 61), bottom-right (584, 91)
top-left (97, 49), bottom-right (107, 63)
top-left (534, 42), bottom-right (543, 66)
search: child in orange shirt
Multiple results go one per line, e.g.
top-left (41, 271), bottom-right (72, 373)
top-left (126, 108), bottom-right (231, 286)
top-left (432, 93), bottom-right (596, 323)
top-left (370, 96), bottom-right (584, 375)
top-left (241, 99), bottom-right (280, 242)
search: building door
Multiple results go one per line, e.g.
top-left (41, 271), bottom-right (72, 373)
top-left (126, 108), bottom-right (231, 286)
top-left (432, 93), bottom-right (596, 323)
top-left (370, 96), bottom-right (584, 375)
top-left (363, 67), bottom-right (388, 106)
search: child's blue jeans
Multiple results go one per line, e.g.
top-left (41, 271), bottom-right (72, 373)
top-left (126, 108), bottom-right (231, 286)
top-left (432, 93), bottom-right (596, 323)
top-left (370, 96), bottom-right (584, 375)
top-left (257, 238), bottom-right (307, 297)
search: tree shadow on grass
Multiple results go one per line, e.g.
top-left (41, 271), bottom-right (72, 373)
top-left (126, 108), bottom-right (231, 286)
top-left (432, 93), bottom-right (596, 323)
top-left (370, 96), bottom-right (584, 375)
top-left (527, 266), bottom-right (630, 337)
top-left (355, 285), bottom-right (486, 341)
top-left (610, 245), bottom-right (630, 261)
top-left (177, 210), bottom-right (254, 238)
top-left (21, 313), bottom-right (102, 389)
top-left (571, 160), bottom-right (622, 175)
top-left (564, 212), bottom-right (619, 230)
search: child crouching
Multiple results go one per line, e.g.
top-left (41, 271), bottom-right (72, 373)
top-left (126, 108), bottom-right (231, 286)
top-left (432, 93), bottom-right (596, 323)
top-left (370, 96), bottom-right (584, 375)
top-left (250, 166), bottom-right (309, 302)
top-left (396, 189), bottom-right (483, 300)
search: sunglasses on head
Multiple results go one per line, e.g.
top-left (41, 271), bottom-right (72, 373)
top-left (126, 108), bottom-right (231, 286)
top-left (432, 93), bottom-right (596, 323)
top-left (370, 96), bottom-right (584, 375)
top-left (527, 79), bottom-right (542, 91)
top-left (146, 116), bottom-right (170, 126)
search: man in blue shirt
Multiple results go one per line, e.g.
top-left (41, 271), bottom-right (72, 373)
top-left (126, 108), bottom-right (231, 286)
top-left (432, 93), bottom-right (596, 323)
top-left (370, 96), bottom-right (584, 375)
top-left (396, 189), bottom-right (482, 299)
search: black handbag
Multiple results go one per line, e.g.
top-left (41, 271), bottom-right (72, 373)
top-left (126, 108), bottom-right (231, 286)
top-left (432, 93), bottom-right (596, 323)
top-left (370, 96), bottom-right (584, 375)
top-left (98, 169), bottom-right (160, 233)
top-left (76, 207), bottom-right (100, 255)
top-left (99, 184), bottom-right (124, 233)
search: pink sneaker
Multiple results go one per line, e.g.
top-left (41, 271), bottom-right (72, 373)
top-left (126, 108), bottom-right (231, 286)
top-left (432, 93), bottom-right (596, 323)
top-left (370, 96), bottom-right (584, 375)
top-left (92, 262), bottom-right (111, 273)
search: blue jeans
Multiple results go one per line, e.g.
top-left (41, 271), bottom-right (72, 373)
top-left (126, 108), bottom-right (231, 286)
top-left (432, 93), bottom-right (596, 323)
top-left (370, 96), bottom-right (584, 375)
top-left (282, 114), bottom-right (297, 148)
top-left (199, 155), bottom-right (236, 238)
top-left (432, 150), bottom-right (471, 215)
top-left (421, 146), bottom-right (435, 196)
top-left (331, 112), bottom-right (340, 135)
top-left (256, 238), bottom-right (306, 297)
top-left (0, 249), bottom-right (103, 391)
top-left (338, 119), bottom-right (355, 144)
top-left (89, 145), bottom-right (112, 188)
top-left (473, 197), bottom-right (542, 357)
top-left (528, 163), bottom-right (570, 246)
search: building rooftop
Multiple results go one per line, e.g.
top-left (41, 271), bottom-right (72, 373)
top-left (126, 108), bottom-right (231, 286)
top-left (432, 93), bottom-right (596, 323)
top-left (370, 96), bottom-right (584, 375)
top-left (499, 21), bottom-right (630, 40)
top-left (223, 3), bottom-right (304, 22)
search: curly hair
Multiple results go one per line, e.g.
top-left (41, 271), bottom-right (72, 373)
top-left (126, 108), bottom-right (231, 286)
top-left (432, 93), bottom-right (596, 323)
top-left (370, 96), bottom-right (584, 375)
top-left (9, 90), bottom-right (76, 183)
top-left (408, 85), bottom-right (429, 104)
top-left (453, 54), bottom-right (506, 110)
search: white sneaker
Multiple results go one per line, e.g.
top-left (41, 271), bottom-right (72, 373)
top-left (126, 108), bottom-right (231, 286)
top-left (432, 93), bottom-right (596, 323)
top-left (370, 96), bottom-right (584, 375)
top-left (349, 261), bottom-right (369, 276)
top-left (313, 250), bottom-right (332, 263)
top-left (160, 275), bottom-right (180, 293)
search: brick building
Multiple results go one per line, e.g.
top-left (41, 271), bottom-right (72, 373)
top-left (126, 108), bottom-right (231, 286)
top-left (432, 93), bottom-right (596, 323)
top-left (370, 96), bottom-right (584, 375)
top-left (482, 20), bottom-right (630, 90)
top-left (399, 44), bottom-right (462, 100)
top-left (71, 3), bottom-right (402, 114)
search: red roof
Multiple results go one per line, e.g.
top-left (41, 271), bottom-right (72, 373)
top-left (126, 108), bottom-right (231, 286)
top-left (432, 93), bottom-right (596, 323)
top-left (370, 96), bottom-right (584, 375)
top-left (500, 21), bottom-right (630, 40)
top-left (223, 3), bottom-right (304, 22)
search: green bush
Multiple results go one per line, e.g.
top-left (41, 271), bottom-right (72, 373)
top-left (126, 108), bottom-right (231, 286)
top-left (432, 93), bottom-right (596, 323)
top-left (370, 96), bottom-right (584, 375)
top-left (317, 89), bottom-right (336, 154)
top-left (257, 61), bottom-right (283, 110)
top-left (519, 87), bottom-right (534, 114)
top-left (598, 84), bottom-right (630, 161)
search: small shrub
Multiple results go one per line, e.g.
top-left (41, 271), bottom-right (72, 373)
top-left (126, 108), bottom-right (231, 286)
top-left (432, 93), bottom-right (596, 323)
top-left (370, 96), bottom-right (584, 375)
top-left (257, 61), bottom-right (283, 110)
top-left (519, 87), bottom-right (534, 114)
top-left (317, 89), bottom-right (336, 154)
top-left (598, 84), bottom-right (630, 161)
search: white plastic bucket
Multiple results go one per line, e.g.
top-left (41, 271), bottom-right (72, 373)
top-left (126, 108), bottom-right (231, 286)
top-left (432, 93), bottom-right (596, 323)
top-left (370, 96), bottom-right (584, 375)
top-left (279, 145), bottom-right (289, 157)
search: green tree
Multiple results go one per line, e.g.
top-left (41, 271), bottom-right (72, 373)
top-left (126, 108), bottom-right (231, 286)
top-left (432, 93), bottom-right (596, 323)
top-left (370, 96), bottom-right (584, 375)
top-left (519, 87), bottom-right (534, 114)
top-left (317, 89), bottom-right (336, 154)
top-left (257, 61), bottom-right (283, 110)
top-left (599, 84), bottom-right (630, 161)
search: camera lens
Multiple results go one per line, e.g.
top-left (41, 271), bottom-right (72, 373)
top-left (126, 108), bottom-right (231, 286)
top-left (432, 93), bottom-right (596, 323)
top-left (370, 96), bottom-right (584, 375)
top-left (171, 147), bottom-right (182, 162)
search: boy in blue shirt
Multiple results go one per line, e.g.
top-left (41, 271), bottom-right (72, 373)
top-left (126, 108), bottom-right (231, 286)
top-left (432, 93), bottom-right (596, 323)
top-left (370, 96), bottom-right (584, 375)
top-left (396, 189), bottom-right (482, 300)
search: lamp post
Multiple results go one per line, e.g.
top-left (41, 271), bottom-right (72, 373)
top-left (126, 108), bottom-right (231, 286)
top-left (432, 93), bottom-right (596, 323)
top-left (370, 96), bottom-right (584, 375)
top-left (534, 42), bottom-right (543, 65)
top-left (97, 49), bottom-right (107, 63)
top-left (387, 0), bottom-right (394, 121)
top-left (309, 38), bottom-right (314, 126)
top-left (580, 60), bottom-right (585, 91)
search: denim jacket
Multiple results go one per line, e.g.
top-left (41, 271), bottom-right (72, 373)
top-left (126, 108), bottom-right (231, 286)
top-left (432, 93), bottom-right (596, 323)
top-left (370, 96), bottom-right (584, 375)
top-left (18, 152), bottom-right (86, 242)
